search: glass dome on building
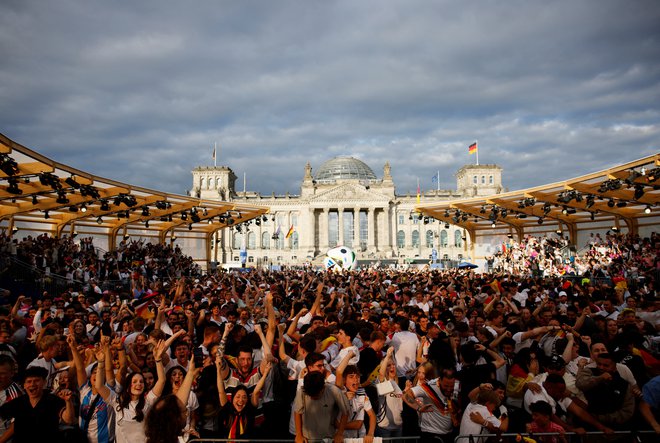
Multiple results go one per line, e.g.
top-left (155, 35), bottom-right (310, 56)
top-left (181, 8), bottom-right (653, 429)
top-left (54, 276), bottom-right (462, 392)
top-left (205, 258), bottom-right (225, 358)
top-left (315, 156), bottom-right (377, 183)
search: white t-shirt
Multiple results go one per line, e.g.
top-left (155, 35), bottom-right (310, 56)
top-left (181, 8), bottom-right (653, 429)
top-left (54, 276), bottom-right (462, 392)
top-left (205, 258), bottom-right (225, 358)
top-left (344, 392), bottom-right (372, 438)
top-left (330, 345), bottom-right (360, 370)
top-left (376, 379), bottom-right (403, 430)
top-left (458, 402), bottom-right (501, 442)
top-left (524, 385), bottom-right (572, 416)
top-left (391, 331), bottom-right (419, 377)
top-left (107, 389), bottom-right (157, 443)
top-left (285, 357), bottom-right (306, 380)
top-left (410, 380), bottom-right (453, 435)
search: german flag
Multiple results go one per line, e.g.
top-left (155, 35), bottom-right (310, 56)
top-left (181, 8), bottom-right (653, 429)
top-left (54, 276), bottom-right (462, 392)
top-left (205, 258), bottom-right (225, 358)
top-left (468, 142), bottom-right (478, 155)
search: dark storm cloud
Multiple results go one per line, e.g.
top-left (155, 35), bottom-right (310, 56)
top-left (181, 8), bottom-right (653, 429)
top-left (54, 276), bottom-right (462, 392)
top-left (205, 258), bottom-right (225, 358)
top-left (1, 0), bottom-right (659, 196)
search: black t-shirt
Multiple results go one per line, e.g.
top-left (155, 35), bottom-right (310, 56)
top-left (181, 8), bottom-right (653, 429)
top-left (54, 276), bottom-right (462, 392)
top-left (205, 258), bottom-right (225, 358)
top-left (0, 393), bottom-right (65, 443)
top-left (358, 347), bottom-right (381, 384)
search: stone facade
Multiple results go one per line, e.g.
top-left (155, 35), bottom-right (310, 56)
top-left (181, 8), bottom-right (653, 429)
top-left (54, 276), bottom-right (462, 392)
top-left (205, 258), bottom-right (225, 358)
top-left (191, 157), bottom-right (502, 267)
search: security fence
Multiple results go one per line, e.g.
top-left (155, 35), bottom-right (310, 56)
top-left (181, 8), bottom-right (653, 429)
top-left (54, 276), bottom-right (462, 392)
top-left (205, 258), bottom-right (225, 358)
top-left (454, 429), bottom-right (657, 442)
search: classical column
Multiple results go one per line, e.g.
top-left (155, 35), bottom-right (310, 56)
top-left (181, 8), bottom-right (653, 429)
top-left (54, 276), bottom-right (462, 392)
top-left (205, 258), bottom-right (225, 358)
top-left (308, 207), bottom-right (316, 256)
top-left (389, 205), bottom-right (397, 254)
top-left (321, 208), bottom-right (329, 251)
top-left (367, 207), bottom-right (376, 249)
top-left (353, 207), bottom-right (361, 250)
top-left (337, 207), bottom-right (344, 247)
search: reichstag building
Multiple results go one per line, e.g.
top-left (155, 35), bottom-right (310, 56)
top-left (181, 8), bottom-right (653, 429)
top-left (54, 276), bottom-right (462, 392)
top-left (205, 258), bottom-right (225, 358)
top-left (191, 157), bottom-right (503, 267)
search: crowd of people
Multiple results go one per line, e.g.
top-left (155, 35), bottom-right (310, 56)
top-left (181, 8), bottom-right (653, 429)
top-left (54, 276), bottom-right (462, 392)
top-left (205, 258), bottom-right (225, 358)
top-left (0, 233), bottom-right (201, 286)
top-left (488, 232), bottom-right (659, 282)
top-left (0, 231), bottom-right (657, 443)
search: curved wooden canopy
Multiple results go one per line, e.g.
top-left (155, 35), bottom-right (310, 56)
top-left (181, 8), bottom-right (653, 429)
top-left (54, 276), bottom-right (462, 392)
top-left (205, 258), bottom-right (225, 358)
top-left (416, 153), bottom-right (660, 245)
top-left (0, 133), bottom-right (268, 251)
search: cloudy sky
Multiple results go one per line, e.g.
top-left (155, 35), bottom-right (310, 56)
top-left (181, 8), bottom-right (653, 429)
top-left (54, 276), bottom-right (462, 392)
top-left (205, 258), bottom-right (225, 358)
top-left (1, 0), bottom-right (659, 197)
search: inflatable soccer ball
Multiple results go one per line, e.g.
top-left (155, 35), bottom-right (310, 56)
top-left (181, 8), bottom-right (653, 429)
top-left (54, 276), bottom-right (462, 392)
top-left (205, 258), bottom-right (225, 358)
top-left (323, 246), bottom-right (357, 271)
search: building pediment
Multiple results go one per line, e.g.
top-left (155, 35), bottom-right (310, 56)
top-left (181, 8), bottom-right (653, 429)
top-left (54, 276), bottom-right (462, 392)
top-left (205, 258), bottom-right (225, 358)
top-left (309, 183), bottom-right (391, 205)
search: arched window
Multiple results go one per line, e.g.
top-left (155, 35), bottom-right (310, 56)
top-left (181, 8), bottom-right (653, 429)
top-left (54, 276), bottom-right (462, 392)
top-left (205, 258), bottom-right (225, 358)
top-left (481, 175), bottom-right (485, 184)
top-left (207, 177), bottom-right (213, 189)
top-left (248, 232), bottom-right (256, 249)
top-left (440, 230), bottom-right (448, 247)
top-left (426, 230), bottom-right (434, 247)
top-left (217, 177), bottom-right (222, 188)
top-left (473, 175), bottom-right (478, 184)
top-left (290, 232), bottom-right (299, 250)
top-left (397, 230), bottom-right (405, 248)
top-left (454, 230), bottom-right (463, 247)
top-left (489, 175), bottom-right (493, 184)
top-left (412, 230), bottom-right (420, 247)
top-left (261, 232), bottom-right (270, 249)
top-left (232, 233), bottom-right (241, 249)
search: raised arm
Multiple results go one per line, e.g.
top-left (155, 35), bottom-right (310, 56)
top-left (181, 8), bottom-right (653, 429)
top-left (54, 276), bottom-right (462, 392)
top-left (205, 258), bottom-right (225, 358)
top-left (489, 330), bottom-right (512, 351)
top-left (379, 347), bottom-right (394, 381)
top-left (67, 333), bottom-right (87, 388)
top-left (286, 308), bottom-right (307, 342)
top-left (277, 323), bottom-right (290, 364)
top-left (100, 334), bottom-right (115, 388)
top-left (215, 353), bottom-right (228, 407)
top-left (254, 324), bottom-right (272, 375)
top-left (309, 282), bottom-right (324, 317)
top-left (94, 344), bottom-right (112, 402)
top-left (176, 358), bottom-right (200, 407)
top-left (416, 336), bottom-right (428, 364)
top-left (334, 350), bottom-right (355, 389)
top-left (251, 360), bottom-right (272, 406)
top-left (218, 322), bottom-right (233, 380)
top-left (264, 291), bottom-right (277, 349)
top-left (154, 298), bottom-right (166, 331)
top-left (10, 295), bottom-right (25, 320)
top-left (111, 337), bottom-right (127, 386)
top-left (475, 343), bottom-right (505, 369)
top-left (150, 339), bottom-right (168, 398)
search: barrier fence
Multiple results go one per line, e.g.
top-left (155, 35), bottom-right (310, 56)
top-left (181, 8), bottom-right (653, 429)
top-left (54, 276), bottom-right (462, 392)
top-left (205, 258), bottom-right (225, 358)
top-left (454, 430), bottom-right (657, 442)
top-left (189, 437), bottom-right (420, 443)
top-left (186, 432), bottom-right (657, 443)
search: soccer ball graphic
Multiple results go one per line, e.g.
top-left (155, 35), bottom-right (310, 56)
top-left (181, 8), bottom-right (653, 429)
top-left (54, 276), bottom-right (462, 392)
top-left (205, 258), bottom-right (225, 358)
top-left (323, 246), bottom-right (357, 271)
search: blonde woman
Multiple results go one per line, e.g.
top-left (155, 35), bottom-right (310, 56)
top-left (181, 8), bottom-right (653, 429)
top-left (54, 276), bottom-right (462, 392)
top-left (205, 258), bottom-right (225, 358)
top-left (375, 347), bottom-right (403, 437)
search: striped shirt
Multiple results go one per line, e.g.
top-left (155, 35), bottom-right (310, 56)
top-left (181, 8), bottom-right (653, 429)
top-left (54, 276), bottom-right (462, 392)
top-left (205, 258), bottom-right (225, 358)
top-left (80, 383), bottom-right (115, 443)
top-left (0, 382), bottom-right (24, 437)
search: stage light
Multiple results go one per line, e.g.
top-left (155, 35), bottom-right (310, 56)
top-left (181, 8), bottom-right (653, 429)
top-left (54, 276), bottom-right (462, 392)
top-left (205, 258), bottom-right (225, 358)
top-left (80, 204), bottom-right (87, 213)
top-left (6, 178), bottom-right (21, 195)
top-left (97, 217), bottom-right (103, 224)
top-left (65, 176), bottom-right (81, 189)
top-left (645, 205), bottom-right (652, 214)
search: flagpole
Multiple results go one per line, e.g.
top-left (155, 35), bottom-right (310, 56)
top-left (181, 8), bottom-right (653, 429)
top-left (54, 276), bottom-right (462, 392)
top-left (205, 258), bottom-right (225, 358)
top-left (476, 139), bottom-right (479, 166)
top-left (437, 170), bottom-right (440, 191)
top-left (214, 142), bottom-right (217, 167)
